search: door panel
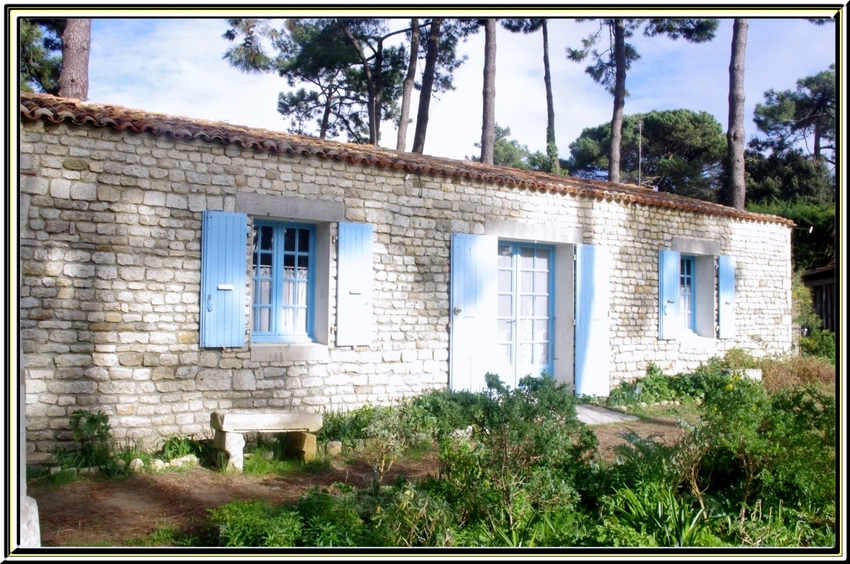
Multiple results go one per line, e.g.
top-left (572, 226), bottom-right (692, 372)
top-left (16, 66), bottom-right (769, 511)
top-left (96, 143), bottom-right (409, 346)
top-left (575, 244), bottom-right (610, 397)
top-left (449, 234), bottom-right (497, 392)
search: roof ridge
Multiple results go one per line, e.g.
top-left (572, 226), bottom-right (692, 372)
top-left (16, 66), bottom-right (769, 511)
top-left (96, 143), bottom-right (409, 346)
top-left (18, 92), bottom-right (794, 227)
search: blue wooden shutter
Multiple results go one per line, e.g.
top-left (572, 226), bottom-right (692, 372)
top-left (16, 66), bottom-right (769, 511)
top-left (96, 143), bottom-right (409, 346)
top-left (336, 222), bottom-right (374, 346)
top-left (658, 249), bottom-right (680, 340)
top-left (200, 211), bottom-right (248, 348)
top-left (717, 255), bottom-right (736, 339)
top-left (574, 244), bottom-right (610, 397)
top-left (449, 233), bottom-right (497, 392)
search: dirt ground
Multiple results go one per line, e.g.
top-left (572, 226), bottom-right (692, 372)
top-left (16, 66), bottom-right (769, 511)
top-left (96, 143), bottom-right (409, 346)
top-left (27, 416), bottom-right (685, 548)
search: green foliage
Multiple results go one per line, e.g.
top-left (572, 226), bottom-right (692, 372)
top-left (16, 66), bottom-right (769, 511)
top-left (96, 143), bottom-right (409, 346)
top-left (788, 269), bottom-right (836, 362)
top-left (468, 124), bottom-right (552, 172)
top-left (426, 374), bottom-right (596, 543)
top-left (745, 150), bottom-right (834, 206)
top-left (158, 434), bottom-right (198, 461)
top-left (296, 484), bottom-right (372, 547)
top-left (372, 481), bottom-right (458, 546)
top-left (64, 410), bottom-right (126, 478)
top-left (19, 18), bottom-right (63, 94)
top-left (207, 499), bottom-right (303, 547)
top-left (125, 519), bottom-right (202, 547)
top-left (607, 431), bottom-right (682, 490)
top-left (698, 373), bottom-right (835, 520)
top-left (751, 65), bottom-right (835, 165)
top-left (361, 403), bottom-right (420, 487)
top-left (605, 482), bottom-right (714, 546)
top-left (318, 404), bottom-right (385, 448)
top-left (747, 200), bottom-right (834, 271)
top-left (716, 500), bottom-right (835, 547)
top-left (565, 110), bottom-right (726, 200)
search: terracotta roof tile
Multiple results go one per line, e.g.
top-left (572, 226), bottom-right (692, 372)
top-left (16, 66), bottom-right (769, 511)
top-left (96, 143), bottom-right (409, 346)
top-left (19, 92), bottom-right (793, 226)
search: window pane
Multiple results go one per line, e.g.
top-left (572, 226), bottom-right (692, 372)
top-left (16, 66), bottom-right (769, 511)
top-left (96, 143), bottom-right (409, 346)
top-left (535, 272), bottom-right (548, 292)
top-left (260, 254), bottom-right (272, 268)
top-left (283, 280), bottom-right (296, 306)
top-left (533, 343), bottom-right (548, 364)
top-left (281, 308), bottom-right (294, 333)
top-left (259, 225), bottom-right (273, 250)
top-left (520, 295), bottom-right (533, 316)
top-left (520, 247), bottom-right (535, 269)
top-left (536, 248), bottom-right (550, 270)
top-left (296, 307), bottom-right (307, 333)
top-left (253, 307), bottom-right (271, 332)
top-left (498, 269), bottom-right (512, 292)
top-left (498, 319), bottom-right (513, 341)
top-left (296, 281), bottom-right (308, 306)
top-left (534, 319), bottom-right (549, 341)
top-left (498, 244), bottom-right (513, 267)
top-left (255, 279), bottom-right (272, 305)
top-left (520, 270), bottom-right (534, 292)
top-left (298, 229), bottom-right (310, 253)
top-left (284, 228), bottom-right (296, 252)
top-left (534, 296), bottom-right (548, 317)
top-left (498, 294), bottom-right (513, 317)
top-left (297, 255), bottom-right (309, 278)
top-left (520, 319), bottom-right (533, 341)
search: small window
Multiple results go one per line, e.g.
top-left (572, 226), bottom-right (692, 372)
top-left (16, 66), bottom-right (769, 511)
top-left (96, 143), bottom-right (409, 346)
top-left (251, 221), bottom-right (315, 343)
top-left (680, 256), bottom-right (695, 332)
top-left (659, 249), bottom-right (736, 340)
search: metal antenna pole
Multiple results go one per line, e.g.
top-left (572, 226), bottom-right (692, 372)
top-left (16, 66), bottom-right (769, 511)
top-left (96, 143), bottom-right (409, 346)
top-left (638, 119), bottom-right (643, 187)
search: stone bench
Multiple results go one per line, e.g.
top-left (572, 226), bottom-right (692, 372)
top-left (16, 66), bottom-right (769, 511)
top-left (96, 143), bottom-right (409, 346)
top-left (210, 411), bottom-right (323, 472)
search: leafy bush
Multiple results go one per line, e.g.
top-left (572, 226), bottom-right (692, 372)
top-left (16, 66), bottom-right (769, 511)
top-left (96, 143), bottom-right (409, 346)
top-left (698, 374), bottom-right (835, 522)
top-left (800, 327), bottom-right (835, 362)
top-left (207, 499), bottom-right (302, 547)
top-left (372, 481), bottom-right (458, 547)
top-left (428, 374), bottom-right (596, 544)
top-left (296, 484), bottom-right (372, 547)
top-left (52, 410), bottom-right (127, 478)
top-left (607, 482), bottom-right (715, 547)
top-left (158, 434), bottom-right (198, 461)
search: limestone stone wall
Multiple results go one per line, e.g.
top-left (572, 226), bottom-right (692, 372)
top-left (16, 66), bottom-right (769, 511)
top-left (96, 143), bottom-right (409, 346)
top-left (18, 118), bottom-right (793, 453)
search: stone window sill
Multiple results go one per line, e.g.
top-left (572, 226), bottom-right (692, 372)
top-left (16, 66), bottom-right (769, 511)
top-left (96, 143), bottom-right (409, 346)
top-left (250, 343), bottom-right (330, 363)
top-left (677, 330), bottom-right (717, 350)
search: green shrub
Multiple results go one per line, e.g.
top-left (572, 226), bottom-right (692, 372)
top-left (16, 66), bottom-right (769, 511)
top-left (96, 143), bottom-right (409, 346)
top-left (54, 410), bottom-right (128, 479)
top-left (296, 484), bottom-right (371, 547)
top-left (372, 481), bottom-right (458, 547)
top-left (698, 373), bottom-right (836, 520)
top-left (717, 500), bottom-right (835, 547)
top-left (430, 374), bottom-right (595, 543)
top-left (606, 482), bottom-right (716, 547)
top-left (206, 499), bottom-right (302, 547)
top-left (800, 327), bottom-right (835, 363)
top-left (158, 434), bottom-right (198, 461)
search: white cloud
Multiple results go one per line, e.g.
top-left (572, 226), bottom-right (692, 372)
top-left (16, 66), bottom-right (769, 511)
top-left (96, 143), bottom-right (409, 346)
top-left (81, 14), bottom-right (836, 162)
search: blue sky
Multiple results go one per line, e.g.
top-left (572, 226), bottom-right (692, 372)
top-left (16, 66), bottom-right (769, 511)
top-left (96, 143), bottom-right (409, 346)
top-left (19, 10), bottom-right (840, 162)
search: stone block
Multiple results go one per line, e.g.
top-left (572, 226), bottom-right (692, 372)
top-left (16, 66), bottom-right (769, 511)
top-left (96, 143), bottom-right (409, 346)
top-left (284, 432), bottom-right (317, 463)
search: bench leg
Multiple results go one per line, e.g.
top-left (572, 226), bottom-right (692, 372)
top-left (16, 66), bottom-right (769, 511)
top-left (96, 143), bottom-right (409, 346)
top-left (213, 430), bottom-right (245, 472)
top-left (284, 432), bottom-right (317, 463)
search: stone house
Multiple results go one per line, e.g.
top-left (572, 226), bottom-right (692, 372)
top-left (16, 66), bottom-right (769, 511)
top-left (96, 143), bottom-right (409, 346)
top-left (17, 92), bottom-right (794, 453)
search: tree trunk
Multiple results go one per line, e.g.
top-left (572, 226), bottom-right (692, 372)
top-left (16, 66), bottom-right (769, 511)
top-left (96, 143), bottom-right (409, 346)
top-left (609, 19), bottom-right (627, 184)
top-left (338, 20), bottom-right (379, 145)
top-left (725, 18), bottom-right (748, 209)
top-left (412, 18), bottom-right (442, 154)
top-left (58, 18), bottom-right (91, 100)
top-left (396, 18), bottom-right (419, 152)
top-left (542, 20), bottom-right (559, 174)
top-left (480, 19), bottom-right (497, 165)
